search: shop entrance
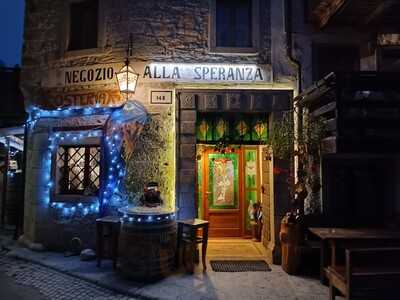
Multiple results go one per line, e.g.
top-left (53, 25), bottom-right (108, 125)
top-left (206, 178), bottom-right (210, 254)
top-left (197, 146), bottom-right (263, 238)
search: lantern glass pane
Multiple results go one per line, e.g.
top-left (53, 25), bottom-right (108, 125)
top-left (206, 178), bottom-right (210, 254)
top-left (117, 65), bottom-right (138, 93)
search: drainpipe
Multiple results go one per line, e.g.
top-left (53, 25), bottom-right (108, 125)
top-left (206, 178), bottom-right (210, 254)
top-left (284, 0), bottom-right (304, 214)
top-left (284, 0), bottom-right (302, 94)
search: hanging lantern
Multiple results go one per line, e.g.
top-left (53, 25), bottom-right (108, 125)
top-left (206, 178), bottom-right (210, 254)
top-left (117, 33), bottom-right (138, 95)
top-left (116, 64), bottom-right (139, 94)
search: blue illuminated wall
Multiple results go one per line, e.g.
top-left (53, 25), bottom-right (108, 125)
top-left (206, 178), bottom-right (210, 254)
top-left (23, 105), bottom-right (128, 250)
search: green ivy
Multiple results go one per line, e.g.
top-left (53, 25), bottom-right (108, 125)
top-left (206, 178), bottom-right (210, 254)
top-left (269, 110), bottom-right (326, 215)
top-left (124, 110), bottom-right (175, 207)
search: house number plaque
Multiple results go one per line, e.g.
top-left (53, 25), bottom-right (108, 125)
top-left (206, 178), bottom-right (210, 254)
top-left (151, 90), bottom-right (172, 104)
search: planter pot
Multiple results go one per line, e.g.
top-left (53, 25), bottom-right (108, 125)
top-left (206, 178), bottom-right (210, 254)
top-left (279, 216), bottom-right (302, 275)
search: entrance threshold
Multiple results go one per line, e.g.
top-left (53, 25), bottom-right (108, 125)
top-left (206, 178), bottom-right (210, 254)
top-left (207, 238), bottom-right (267, 260)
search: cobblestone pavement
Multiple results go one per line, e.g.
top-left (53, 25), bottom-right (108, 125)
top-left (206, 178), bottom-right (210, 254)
top-left (0, 252), bottom-right (136, 300)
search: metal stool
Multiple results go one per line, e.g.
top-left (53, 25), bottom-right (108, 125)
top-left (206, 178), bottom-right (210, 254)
top-left (176, 219), bottom-right (209, 272)
top-left (96, 216), bottom-right (121, 269)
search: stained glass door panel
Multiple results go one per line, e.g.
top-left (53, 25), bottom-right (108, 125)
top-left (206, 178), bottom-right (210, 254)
top-left (204, 151), bottom-right (242, 237)
top-left (208, 153), bottom-right (238, 209)
top-left (244, 149), bottom-right (260, 232)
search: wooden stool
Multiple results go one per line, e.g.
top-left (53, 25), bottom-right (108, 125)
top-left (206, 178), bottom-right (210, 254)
top-left (96, 216), bottom-right (121, 269)
top-left (176, 219), bottom-right (209, 272)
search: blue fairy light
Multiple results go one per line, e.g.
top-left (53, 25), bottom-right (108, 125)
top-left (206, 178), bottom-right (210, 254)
top-left (30, 105), bottom-right (129, 221)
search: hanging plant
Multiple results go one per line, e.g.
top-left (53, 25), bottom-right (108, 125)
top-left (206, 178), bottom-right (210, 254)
top-left (269, 109), bottom-right (326, 216)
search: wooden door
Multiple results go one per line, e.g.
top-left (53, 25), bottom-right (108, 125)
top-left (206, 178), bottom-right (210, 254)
top-left (203, 150), bottom-right (243, 237)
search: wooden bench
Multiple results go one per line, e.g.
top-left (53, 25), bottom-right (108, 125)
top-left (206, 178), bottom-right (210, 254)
top-left (325, 247), bottom-right (400, 300)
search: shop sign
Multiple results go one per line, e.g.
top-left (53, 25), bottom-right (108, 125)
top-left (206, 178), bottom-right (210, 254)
top-left (142, 63), bottom-right (271, 83)
top-left (43, 62), bottom-right (272, 87)
top-left (36, 89), bottom-right (124, 109)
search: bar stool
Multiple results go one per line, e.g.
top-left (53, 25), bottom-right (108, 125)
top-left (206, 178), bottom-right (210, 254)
top-left (96, 216), bottom-right (121, 269)
top-left (176, 219), bottom-right (209, 272)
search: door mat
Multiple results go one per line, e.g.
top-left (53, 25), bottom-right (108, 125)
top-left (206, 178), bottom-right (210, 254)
top-left (210, 260), bottom-right (271, 272)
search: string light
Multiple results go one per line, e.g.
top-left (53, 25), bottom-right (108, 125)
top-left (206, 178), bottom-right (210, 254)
top-left (29, 104), bottom-right (126, 218)
top-left (42, 128), bottom-right (117, 217)
top-left (27, 103), bottom-right (168, 222)
top-left (120, 212), bottom-right (176, 224)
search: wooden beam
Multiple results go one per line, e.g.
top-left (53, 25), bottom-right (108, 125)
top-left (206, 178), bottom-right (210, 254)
top-left (312, 0), bottom-right (351, 29)
top-left (363, 1), bottom-right (397, 26)
top-left (1, 138), bottom-right (10, 227)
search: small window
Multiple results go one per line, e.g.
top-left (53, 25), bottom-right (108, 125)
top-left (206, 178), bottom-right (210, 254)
top-left (56, 145), bottom-right (101, 196)
top-left (210, 0), bottom-right (259, 52)
top-left (216, 0), bottom-right (252, 47)
top-left (68, 0), bottom-right (98, 51)
top-left (379, 47), bottom-right (400, 71)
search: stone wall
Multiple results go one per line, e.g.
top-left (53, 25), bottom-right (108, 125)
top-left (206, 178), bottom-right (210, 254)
top-left (21, 0), bottom-right (298, 254)
top-left (22, 0), bottom-right (271, 74)
top-left (23, 117), bottom-right (106, 250)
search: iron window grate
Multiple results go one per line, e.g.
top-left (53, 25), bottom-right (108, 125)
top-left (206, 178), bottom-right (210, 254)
top-left (57, 146), bottom-right (101, 196)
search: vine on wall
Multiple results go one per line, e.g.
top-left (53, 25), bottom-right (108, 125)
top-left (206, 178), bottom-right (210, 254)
top-left (269, 110), bottom-right (326, 216)
top-left (123, 110), bottom-right (175, 207)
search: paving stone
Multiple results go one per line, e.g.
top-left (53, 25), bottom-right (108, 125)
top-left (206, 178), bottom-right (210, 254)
top-left (1, 238), bottom-right (331, 300)
top-left (0, 254), bottom-right (137, 300)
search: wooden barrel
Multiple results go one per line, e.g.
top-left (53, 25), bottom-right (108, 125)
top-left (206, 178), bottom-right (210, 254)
top-left (280, 217), bottom-right (302, 274)
top-left (118, 219), bottom-right (176, 281)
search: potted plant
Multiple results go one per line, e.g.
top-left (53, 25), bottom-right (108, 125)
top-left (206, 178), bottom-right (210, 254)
top-left (270, 109), bottom-right (325, 274)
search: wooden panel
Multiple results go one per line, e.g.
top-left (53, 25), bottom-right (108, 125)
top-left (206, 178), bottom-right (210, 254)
top-left (312, 0), bottom-right (400, 29)
top-left (312, 0), bottom-right (349, 29)
top-left (208, 213), bottom-right (240, 228)
top-left (208, 213), bottom-right (241, 237)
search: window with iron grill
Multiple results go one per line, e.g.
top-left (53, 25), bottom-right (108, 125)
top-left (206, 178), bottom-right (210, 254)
top-left (57, 146), bottom-right (101, 196)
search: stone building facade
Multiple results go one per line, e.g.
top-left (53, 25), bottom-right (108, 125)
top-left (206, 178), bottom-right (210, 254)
top-left (20, 0), bottom-right (299, 262)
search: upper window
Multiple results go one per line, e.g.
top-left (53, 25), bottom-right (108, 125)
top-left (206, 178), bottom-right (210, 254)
top-left (56, 145), bottom-right (101, 196)
top-left (378, 47), bottom-right (400, 71)
top-left (210, 0), bottom-right (259, 52)
top-left (68, 0), bottom-right (98, 51)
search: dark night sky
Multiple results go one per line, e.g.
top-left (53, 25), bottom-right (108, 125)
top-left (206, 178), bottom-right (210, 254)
top-left (0, 1), bottom-right (25, 67)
